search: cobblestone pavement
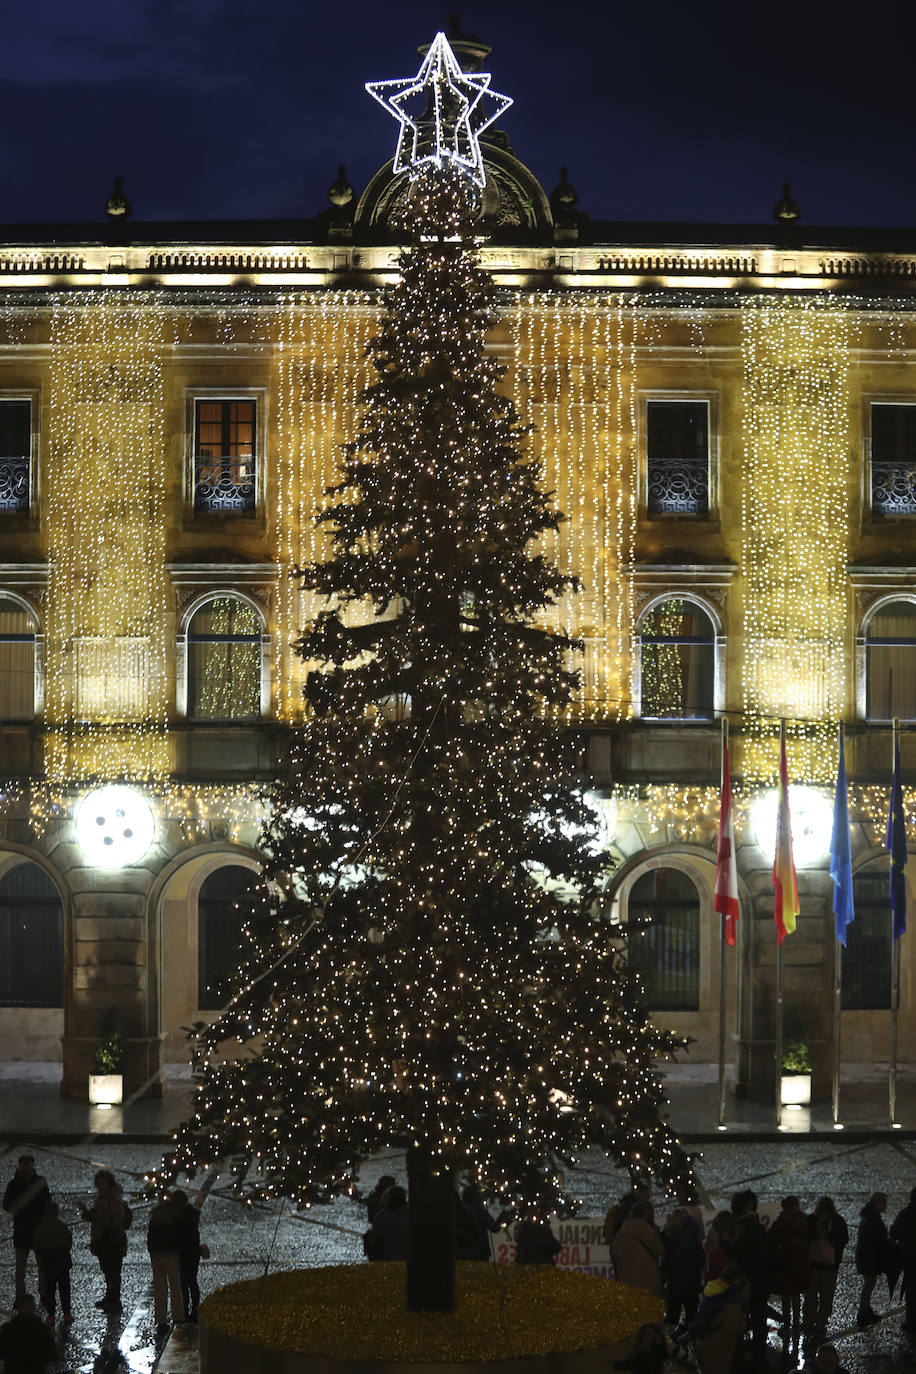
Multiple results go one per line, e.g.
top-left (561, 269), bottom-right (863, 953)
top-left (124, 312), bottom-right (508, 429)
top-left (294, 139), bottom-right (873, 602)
top-left (2, 1137), bottom-right (915, 1373)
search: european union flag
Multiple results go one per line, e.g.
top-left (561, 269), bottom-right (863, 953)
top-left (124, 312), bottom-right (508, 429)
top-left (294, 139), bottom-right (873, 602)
top-left (887, 732), bottom-right (908, 942)
top-left (831, 734), bottom-right (854, 946)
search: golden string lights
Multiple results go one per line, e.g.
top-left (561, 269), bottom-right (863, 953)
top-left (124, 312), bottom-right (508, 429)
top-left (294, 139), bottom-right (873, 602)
top-left (4, 281), bottom-right (906, 841)
top-left (510, 293), bottom-right (636, 722)
top-left (740, 298), bottom-right (850, 784)
top-left (273, 293), bottom-right (375, 722)
top-left (45, 292), bottom-right (169, 783)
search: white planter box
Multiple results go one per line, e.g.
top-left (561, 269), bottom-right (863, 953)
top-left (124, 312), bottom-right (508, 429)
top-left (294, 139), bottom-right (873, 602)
top-left (89, 1073), bottom-right (123, 1105)
top-left (780, 1073), bottom-right (811, 1106)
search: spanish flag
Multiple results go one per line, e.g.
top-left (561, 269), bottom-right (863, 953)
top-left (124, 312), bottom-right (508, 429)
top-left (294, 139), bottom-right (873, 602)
top-left (773, 722), bottom-right (799, 945)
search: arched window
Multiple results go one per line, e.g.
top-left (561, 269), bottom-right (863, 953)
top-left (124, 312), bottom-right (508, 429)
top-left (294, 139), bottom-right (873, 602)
top-left (626, 867), bottom-right (700, 1011)
top-left (197, 865), bottom-right (255, 1010)
top-left (187, 597), bottom-right (262, 721)
top-left (842, 863), bottom-right (892, 1010)
top-left (639, 599), bottom-right (715, 719)
top-left (866, 599), bottom-right (916, 721)
top-left (0, 596), bottom-right (35, 719)
top-left (0, 863), bottom-right (63, 1006)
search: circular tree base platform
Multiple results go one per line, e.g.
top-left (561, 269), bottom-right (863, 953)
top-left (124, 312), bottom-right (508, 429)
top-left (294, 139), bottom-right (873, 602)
top-left (199, 1263), bottom-right (663, 1374)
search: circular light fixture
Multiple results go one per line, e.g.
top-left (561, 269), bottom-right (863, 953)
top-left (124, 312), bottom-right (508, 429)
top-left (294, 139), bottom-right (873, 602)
top-left (751, 785), bottom-right (833, 868)
top-left (75, 786), bottom-right (155, 869)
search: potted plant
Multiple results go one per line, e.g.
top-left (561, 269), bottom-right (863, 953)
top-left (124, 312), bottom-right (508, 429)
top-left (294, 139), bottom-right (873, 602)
top-left (89, 1007), bottom-right (125, 1106)
top-left (780, 1004), bottom-right (812, 1106)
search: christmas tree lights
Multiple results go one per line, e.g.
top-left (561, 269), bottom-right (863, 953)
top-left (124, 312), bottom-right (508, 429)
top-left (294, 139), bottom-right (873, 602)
top-left (153, 167), bottom-right (694, 1306)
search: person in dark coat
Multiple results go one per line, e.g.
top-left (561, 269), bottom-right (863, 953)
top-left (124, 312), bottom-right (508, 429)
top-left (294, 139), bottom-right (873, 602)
top-left (890, 1186), bottom-right (916, 1333)
top-left (367, 1184), bottom-right (409, 1260)
top-left (32, 1200), bottom-right (73, 1325)
top-left (78, 1169), bottom-right (128, 1314)
top-left (855, 1191), bottom-right (890, 1326)
top-left (146, 1193), bottom-right (185, 1332)
top-left (0, 1293), bottom-right (57, 1372)
top-left (3, 1155), bottom-right (51, 1300)
top-left (514, 1218), bottom-right (561, 1266)
top-left (704, 1211), bottom-right (736, 1282)
top-left (365, 1176), bottom-right (396, 1226)
top-left (461, 1185), bottom-right (507, 1261)
top-left (663, 1207), bottom-right (705, 1325)
top-left (770, 1195), bottom-right (810, 1338)
top-left (731, 1193), bottom-right (775, 1358)
top-left (803, 1197), bottom-right (848, 1345)
top-left (172, 1190), bottom-right (203, 1323)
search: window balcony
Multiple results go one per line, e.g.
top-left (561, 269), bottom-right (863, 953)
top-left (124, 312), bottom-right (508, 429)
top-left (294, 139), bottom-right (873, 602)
top-left (0, 456), bottom-right (29, 512)
top-left (647, 456), bottom-right (709, 515)
top-left (871, 461), bottom-right (916, 516)
top-left (193, 456), bottom-right (256, 513)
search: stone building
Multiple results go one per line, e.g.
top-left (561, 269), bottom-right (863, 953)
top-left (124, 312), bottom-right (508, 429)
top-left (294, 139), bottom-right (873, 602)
top-left (1, 28), bottom-right (915, 1104)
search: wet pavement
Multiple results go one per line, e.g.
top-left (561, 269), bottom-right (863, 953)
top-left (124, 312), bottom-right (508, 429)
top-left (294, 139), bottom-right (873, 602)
top-left (2, 1063), bottom-right (916, 1372)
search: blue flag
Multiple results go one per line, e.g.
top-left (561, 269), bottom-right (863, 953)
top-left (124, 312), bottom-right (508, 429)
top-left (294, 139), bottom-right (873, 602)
top-left (831, 735), bottom-right (854, 945)
top-left (887, 733), bottom-right (908, 941)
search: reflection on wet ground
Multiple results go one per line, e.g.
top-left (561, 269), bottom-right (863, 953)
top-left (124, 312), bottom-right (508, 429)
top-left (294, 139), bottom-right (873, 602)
top-left (2, 1137), bottom-right (915, 1372)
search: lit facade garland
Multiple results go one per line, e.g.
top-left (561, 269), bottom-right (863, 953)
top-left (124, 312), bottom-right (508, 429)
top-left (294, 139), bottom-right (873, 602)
top-left (740, 298), bottom-right (850, 784)
top-left (273, 294), bottom-right (375, 722)
top-left (510, 293), bottom-right (636, 722)
top-left (45, 292), bottom-right (169, 783)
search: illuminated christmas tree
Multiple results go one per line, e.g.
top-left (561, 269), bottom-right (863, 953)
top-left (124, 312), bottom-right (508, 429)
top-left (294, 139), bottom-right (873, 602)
top-left (158, 33), bottom-right (693, 1312)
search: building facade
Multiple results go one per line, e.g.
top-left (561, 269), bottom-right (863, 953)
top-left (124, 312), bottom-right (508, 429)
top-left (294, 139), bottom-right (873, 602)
top-left (1, 40), bottom-right (915, 1102)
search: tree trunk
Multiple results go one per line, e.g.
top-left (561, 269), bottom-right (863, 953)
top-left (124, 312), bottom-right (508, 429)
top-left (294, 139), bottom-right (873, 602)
top-left (406, 1143), bottom-right (456, 1312)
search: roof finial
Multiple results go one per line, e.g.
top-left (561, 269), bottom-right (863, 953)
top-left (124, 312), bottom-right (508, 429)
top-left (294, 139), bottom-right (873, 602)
top-left (106, 176), bottom-right (131, 221)
top-left (772, 180), bottom-right (800, 224)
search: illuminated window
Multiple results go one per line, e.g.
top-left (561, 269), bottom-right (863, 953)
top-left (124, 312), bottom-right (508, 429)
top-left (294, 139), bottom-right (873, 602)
top-left (194, 399), bottom-right (256, 513)
top-left (187, 597), bottom-right (262, 721)
top-left (639, 598), bottom-right (715, 719)
top-left (842, 864), bottom-right (892, 1010)
top-left (0, 863), bottom-right (63, 1007)
top-left (0, 596), bottom-right (36, 719)
top-left (198, 865), bottom-right (254, 1010)
top-left (870, 404), bottom-right (916, 516)
top-left (627, 867), bottom-right (700, 1011)
top-left (0, 401), bottom-right (31, 513)
top-left (865, 599), bottom-right (916, 721)
top-left (646, 400), bottom-right (709, 515)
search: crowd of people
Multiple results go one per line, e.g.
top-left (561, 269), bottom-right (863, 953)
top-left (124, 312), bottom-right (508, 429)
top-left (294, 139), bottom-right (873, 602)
top-left (363, 1175), bottom-right (914, 1373)
top-left (1, 1153), bottom-right (208, 1369)
top-left (5, 1157), bottom-right (914, 1373)
top-left (603, 1185), bottom-right (916, 1373)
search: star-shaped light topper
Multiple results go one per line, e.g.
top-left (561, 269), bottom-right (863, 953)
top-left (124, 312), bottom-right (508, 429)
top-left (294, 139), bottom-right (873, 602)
top-left (366, 32), bottom-right (512, 190)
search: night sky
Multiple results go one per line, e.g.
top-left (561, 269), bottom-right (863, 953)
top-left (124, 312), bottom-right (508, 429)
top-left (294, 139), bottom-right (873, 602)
top-left (3, 0), bottom-right (916, 231)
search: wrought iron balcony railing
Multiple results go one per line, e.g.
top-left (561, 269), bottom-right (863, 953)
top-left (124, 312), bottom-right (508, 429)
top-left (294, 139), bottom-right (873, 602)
top-left (0, 456), bottom-right (29, 512)
top-left (872, 461), bottom-right (916, 516)
top-left (647, 456), bottom-right (708, 515)
top-left (194, 456), bottom-right (256, 513)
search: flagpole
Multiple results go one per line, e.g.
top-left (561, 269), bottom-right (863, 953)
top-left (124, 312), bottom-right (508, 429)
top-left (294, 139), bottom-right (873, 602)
top-left (775, 721), bottom-right (785, 1131)
top-left (832, 722), bottom-right (844, 1128)
top-left (718, 717), bottom-right (728, 1130)
top-left (775, 935), bottom-right (784, 1130)
top-left (891, 718), bottom-right (900, 1126)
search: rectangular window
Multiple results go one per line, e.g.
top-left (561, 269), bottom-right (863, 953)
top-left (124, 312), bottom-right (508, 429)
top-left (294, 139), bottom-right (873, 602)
top-left (646, 400), bottom-right (709, 516)
top-left (871, 403), bottom-right (916, 516)
top-left (0, 400), bottom-right (31, 513)
top-left (842, 869), bottom-right (892, 1010)
top-left (194, 398), bottom-right (256, 513)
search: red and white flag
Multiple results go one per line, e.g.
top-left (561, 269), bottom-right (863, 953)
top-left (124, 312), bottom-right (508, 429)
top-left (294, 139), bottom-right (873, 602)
top-left (714, 734), bottom-right (740, 946)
